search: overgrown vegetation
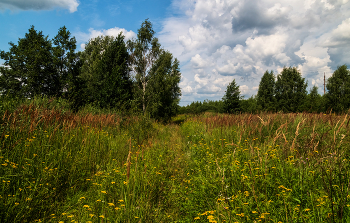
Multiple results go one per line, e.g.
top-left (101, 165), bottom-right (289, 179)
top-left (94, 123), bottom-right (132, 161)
top-left (1, 97), bottom-right (350, 222)
top-left (0, 20), bottom-right (181, 122)
top-left (180, 65), bottom-right (350, 115)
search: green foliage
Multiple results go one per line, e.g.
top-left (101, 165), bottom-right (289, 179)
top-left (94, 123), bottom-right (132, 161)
top-left (2, 100), bottom-right (350, 222)
top-left (300, 86), bottom-right (324, 113)
top-left (93, 34), bottom-right (133, 109)
top-left (127, 19), bottom-right (162, 113)
top-left (127, 19), bottom-right (181, 120)
top-left (222, 79), bottom-right (242, 114)
top-left (0, 26), bottom-right (56, 97)
top-left (146, 52), bottom-right (181, 122)
top-left (0, 26), bottom-right (79, 99)
top-left (179, 100), bottom-right (224, 114)
top-left (275, 67), bottom-right (308, 112)
top-left (325, 65), bottom-right (350, 113)
top-left (240, 95), bottom-right (258, 113)
top-left (52, 26), bottom-right (78, 97)
top-left (257, 70), bottom-right (276, 112)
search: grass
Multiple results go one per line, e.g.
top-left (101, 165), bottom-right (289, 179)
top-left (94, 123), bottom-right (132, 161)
top-left (1, 99), bottom-right (350, 222)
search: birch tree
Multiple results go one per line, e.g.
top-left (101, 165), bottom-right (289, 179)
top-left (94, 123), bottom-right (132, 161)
top-left (127, 19), bottom-right (161, 112)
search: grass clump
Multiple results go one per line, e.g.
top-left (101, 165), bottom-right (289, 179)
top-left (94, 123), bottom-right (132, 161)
top-left (1, 99), bottom-right (350, 222)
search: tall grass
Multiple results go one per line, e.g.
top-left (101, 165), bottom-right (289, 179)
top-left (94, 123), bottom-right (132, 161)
top-left (1, 99), bottom-right (349, 222)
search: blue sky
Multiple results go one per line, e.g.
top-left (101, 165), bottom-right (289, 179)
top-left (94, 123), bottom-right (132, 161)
top-left (1, 0), bottom-right (350, 106)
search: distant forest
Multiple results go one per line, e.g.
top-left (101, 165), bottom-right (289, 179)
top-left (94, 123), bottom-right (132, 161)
top-left (179, 65), bottom-right (350, 115)
top-left (1, 20), bottom-right (349, 118)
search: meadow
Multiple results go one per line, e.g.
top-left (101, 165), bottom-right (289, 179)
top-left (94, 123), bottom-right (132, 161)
top-left (1, 98), bottom-right (350, 222)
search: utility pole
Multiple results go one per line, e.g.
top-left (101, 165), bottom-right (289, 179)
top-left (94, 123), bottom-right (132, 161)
top-left (324, 72), bottom-right (326, 95)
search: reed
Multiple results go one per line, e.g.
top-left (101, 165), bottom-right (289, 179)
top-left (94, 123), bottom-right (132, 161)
top-left (1, 98), bottom-right (350, 222)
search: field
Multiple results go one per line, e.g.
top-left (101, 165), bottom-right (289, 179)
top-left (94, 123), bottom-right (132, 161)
top-left (1, 98), bottom-right (350, 222)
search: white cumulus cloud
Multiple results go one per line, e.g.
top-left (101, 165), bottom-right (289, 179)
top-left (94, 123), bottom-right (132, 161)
top-left (75, 27), bottom-right (136, 50)
top-left (157, 0), bottom-right (350, 105)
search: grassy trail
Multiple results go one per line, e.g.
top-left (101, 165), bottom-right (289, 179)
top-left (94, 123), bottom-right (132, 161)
top-left (1, 103), bottom-right (350, 222)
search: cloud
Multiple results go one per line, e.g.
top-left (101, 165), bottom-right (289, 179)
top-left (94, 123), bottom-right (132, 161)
top-left (75, 27), bottom-right (136, 50)
top-left (157, 0), bottom-right (350, 105)
top-left (0, 0), bottom-right (79, 13)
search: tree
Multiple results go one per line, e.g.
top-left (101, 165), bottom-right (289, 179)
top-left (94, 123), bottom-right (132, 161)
top-left (91, 34), bottom-right (133, 109)
top-left (0, 26), bottom-right (79, 99)
top-left (52, 26), bottom-right (78, 97)
top-left (257, 70), bottom-right (276, 112)
top-left (222, 79), bottom-right (242, 113)
top-left (301, 85), bottom-right (323, 113)
top-left (146, 51), bottom-right (181, 121)
top-left (0, 26), bottom-right (56, 98)
top-left (275, 67), bottom-right (308, 112)
top-left (127, 19), bottom-right (162, 113)
top-left (78, 35), bottom-right (117, 104)
top-left (325, 65), bottom-right (350, 113)
top-left (241, 95), bottom-right (258, 113)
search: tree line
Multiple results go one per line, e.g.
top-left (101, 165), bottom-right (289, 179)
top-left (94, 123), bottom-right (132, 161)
top-left (0, 20), bottom-right (181, 121)
top-left (180, 66), bottom-right (350, 114)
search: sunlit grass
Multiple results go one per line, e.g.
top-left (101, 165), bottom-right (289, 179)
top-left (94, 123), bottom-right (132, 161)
top-left (1, 99), bottom-right (350, 222)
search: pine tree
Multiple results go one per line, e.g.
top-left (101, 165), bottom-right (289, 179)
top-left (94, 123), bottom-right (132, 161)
top-left (222, 79), bottom-right (242, 114)
top-left (257, 70), bottom-right (276, 112)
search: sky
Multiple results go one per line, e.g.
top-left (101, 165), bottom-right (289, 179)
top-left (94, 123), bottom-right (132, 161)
top-left (0, 0), bottom-right (350, 106)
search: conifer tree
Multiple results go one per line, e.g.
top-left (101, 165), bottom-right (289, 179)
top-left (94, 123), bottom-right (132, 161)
top-left (222, 79), bottom-right (242, 113)
top-left (257, 70), bottom-right (276, 112)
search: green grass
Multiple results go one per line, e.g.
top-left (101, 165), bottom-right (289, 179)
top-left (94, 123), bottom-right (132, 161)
top-left (1, 99), bottom-right (350, 222)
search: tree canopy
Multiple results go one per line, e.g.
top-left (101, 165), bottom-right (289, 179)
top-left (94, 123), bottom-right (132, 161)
top-left (325, 65), bottom-right (350, 113)
top-left (275, 67), bottom-right (308, 112)
top-left (257, 70), bottom-right (276, 112)
top-left (222, 79), bottom-right (242, 114)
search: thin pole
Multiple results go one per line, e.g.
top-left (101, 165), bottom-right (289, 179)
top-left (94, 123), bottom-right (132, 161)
top-left (324, 72), bottom-right (326, 95)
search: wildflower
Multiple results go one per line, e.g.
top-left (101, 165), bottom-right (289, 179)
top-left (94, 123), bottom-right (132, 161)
top-left (79, 197), bottom-right (85, 200)
top-left (99, 215), bottom-right (105, 218)
top-left (118, 200), bottom-right (124, 202)
top-left (108, 203), bottom-right (114, 206)
top-left (101, 191), bottom-right (107, 194)
top-left (83, 205), bottom-right (89, 208)
top-left (111, 182), bottom-right (115, 184)
top-left (5, 135), bottom-right (9, 138)
top-left (194, 217), bottom-right (200, 220)
top-left (89, 214), bottom-right (94, 218)
top-left (15, 203), bottom-right (19, 205)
